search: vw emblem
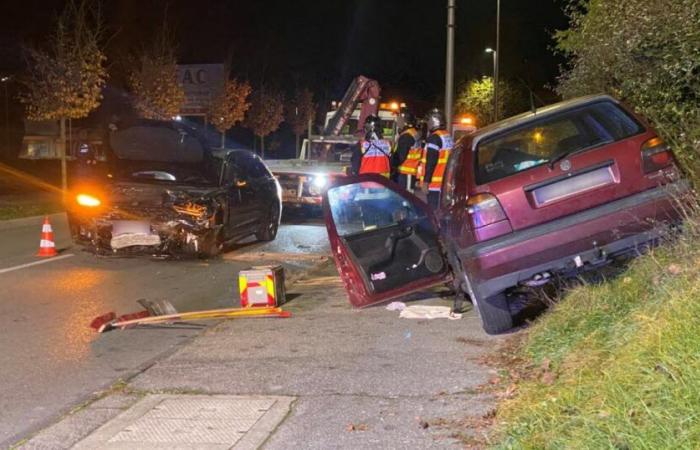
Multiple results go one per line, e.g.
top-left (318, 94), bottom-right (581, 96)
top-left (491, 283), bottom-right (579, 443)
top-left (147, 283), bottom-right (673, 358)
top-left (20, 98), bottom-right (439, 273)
top-left (560, 159), bottom-right (572, 172)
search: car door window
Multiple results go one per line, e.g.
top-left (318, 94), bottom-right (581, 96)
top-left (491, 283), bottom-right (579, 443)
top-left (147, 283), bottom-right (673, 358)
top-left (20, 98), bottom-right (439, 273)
top-left (328, 182), bottom-right (422, 237)
top-left (441, 143), bottom-right (463, 208)
top-left (326, 180), bottom-right (446, 297)
top-left (225, 156), bottom-right (245, 185)
top-left (231, 152), bottom-right (270, 181)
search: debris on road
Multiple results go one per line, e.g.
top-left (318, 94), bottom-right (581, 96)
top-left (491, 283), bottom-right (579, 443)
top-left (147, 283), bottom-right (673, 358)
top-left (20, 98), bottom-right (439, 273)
top-left (398, 305), bottom-right (462, 320)
top-left (385, 301), bottom-right (407, 311)
top-left (90, 301), bottom-right (291, 333)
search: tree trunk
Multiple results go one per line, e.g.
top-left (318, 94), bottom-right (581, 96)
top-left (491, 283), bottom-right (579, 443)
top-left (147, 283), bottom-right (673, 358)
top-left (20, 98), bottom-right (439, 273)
top-left (60, 117), bottom-right (67, 198)
top-left (260, 135), bottom-right (265, 159)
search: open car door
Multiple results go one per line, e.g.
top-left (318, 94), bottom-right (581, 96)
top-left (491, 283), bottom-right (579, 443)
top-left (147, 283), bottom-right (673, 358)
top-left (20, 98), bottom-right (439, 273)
top-left (323, 175), bottom-right (451, 308)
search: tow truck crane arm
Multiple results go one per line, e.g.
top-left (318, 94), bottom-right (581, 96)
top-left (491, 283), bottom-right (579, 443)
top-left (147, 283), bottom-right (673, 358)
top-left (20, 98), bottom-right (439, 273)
top-left (323, 75), bottom-right (381, 136)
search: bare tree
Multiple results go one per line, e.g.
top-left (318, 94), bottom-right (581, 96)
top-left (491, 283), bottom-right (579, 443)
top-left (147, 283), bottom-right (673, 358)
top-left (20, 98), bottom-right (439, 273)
top-left (20, 0), bottom-right (107, 193)
top-left (128, 21), bottom-right (184, 120)
top-left (208, 78), bottom-right (251, 148)
top-left (245, 87), bottom-right (284, 158)
top-left (285, 88), bottom-right (316, 157)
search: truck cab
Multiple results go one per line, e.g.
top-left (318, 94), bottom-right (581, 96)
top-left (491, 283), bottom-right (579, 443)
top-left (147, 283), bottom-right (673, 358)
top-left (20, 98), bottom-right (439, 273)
top-left (269, 105), bottom-right (400, 210)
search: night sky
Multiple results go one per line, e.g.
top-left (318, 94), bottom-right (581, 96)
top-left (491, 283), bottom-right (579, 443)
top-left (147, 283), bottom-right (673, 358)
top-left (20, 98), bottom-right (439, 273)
top-left (0, 0), bottom-right (569, 153)
top-left (1, 0), bottom-right (568, 98)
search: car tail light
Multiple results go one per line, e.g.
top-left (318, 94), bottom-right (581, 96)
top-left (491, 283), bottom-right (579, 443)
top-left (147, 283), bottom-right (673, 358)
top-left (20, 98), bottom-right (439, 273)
top-left (641, 137), bottom-right (674, 174)
top-left (467, 193), bottom-right (507, 228)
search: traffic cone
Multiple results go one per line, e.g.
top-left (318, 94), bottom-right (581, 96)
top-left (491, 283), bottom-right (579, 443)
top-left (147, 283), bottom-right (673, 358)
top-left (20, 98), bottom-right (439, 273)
top-left (37, 216), bottom-right (58, 257)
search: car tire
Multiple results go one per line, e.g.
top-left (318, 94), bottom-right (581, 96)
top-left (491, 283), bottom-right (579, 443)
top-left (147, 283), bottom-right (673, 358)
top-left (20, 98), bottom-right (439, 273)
top-left (256, 202), bottom-right (280, 242)
top-left (198, 229), bottom-right (223, 259)
top-left (476, 292), bottom-right (514, 335)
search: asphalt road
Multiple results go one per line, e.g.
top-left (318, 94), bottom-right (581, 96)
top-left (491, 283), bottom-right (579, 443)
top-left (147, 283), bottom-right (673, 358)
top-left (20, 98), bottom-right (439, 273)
top-left (0, 213), bottom-right (329, 448)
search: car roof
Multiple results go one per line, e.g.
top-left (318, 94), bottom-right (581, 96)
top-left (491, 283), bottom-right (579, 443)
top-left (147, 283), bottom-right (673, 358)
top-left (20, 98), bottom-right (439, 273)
top-left (210, 148), bottom-right (255, 160)
top-left (469, 94), bottom-right (621, 146)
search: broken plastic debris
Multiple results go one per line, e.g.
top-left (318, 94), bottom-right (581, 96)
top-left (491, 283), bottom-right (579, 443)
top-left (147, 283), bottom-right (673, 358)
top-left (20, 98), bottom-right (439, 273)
top-left (385, 301), bottom-right (407, 311)
top-left (399, 305), bottom-right (462, 320)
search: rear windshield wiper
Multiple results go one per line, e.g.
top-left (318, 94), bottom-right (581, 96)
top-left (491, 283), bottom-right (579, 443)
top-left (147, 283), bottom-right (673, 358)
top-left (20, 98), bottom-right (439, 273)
top-left (548, 139), bottom-right (613, 169)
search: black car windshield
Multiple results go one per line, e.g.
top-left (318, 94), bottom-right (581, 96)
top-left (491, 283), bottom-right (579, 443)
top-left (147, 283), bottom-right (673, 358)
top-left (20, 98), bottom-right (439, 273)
top-left (475, 101), bottom-right (643, 184)
top-left (108, 125), bottom-right (218, 185)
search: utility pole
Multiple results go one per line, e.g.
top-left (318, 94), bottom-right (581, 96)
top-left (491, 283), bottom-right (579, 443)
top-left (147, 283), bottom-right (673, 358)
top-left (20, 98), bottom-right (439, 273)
top-left (494, 0), bottom-right (501, 122)
top-left (1, 76), bottom-right (10, 157)
top-left (445, 0), bottom-right (455, 134)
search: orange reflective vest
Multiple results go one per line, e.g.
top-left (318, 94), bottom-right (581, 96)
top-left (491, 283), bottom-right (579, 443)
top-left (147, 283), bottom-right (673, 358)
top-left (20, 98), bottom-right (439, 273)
top-left (427, 130), bottom-right (454, 192)
top-left (416, 146), bottom-right (427, 186)
top-left (396, 128), bottom-right (422, 176)
top-left (359, 139), bottom-right (392, 178)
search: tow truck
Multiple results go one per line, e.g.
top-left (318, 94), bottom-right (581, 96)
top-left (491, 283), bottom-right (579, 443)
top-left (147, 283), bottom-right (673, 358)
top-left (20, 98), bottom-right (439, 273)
top-left (265, 76), bottom-right (401, 210)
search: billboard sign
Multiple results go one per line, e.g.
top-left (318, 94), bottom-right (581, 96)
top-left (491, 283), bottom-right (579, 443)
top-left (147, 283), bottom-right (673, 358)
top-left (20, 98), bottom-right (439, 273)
top-left (177, 64), bottom-right (225, 115)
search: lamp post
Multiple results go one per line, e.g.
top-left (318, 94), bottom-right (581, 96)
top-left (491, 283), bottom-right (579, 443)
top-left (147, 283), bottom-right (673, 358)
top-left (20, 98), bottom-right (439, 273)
top-left (485, 48), bottom-right (498, 123)
top-left (1, 76), bottom-right (10, 157)
top-left (445, 0), bottom-right (456, 134)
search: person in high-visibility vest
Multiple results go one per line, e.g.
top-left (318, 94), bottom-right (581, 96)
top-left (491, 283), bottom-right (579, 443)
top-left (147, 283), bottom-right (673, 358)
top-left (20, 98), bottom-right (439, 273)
top-left (351, 115), bottom-right (392, 177)
top-left (422, 108), bottom-right (453, 209)
top-left (393, 109), bottom-right (422, 192)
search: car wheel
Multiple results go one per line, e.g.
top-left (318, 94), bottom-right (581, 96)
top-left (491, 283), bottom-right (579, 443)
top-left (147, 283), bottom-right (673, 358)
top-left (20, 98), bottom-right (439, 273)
top-left (198, 229), bottom-right (223, 259)
top-left (476, 292), bottom-right (514, 335)
top-left (256, 202), bottom-right (280, 242)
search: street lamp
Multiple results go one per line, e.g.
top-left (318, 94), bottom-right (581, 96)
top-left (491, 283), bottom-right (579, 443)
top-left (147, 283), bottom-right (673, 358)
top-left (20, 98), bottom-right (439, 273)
top-left (485, 47), bottom-right (498, 123)
top-left (1, 76), bottom-right (11, 156)
top-left (445, 0), bottom-right (456, 134)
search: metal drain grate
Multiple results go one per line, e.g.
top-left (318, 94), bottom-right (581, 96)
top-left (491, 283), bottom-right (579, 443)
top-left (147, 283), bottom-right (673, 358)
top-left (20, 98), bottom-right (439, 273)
top-left (74, 394), bottom-right (295, 450)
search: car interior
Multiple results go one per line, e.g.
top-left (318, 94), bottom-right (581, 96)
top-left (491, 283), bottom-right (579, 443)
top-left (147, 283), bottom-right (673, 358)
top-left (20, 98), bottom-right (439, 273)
top-left (328, 183), bottom-right (446, 294)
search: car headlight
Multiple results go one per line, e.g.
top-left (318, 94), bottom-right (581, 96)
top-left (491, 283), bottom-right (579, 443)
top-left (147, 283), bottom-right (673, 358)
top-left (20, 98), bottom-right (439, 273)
top-left (312, 175), bottom-right (328, 189)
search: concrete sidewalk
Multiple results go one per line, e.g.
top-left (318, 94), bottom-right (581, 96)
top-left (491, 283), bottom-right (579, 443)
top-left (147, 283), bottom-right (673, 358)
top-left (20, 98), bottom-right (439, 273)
top-left (18, 263), bottom-right (503, 449)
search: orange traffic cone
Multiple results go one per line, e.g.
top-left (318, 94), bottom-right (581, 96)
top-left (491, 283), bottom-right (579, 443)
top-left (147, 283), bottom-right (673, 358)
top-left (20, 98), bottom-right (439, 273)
top-left (37, 216), bottom-right (58, 257)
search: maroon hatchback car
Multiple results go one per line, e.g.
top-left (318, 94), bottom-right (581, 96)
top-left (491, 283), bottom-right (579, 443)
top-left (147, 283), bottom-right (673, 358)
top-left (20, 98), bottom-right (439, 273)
top-left (323, 95), bottom-right (687, 334)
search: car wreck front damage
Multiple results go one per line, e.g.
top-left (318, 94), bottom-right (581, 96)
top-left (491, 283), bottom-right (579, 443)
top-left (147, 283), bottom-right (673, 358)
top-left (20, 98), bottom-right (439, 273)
top-left (68, 183), bottom-right (226, 256)
top-left (67, 120), bottom-right (230, 257)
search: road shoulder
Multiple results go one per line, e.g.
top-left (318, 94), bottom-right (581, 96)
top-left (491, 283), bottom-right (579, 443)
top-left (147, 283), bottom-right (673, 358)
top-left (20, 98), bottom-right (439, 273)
top-left (18, 263), bottom-right (505, 449)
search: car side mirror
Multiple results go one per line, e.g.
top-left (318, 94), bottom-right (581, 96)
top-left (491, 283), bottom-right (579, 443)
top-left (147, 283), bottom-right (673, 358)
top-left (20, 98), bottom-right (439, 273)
top-left (235, 179), bottom-right (248, 187)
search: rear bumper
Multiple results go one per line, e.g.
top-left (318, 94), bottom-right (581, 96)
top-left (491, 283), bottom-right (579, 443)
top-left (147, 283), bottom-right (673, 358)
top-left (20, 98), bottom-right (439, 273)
top-left (459, 181), bottom-right (689, 299)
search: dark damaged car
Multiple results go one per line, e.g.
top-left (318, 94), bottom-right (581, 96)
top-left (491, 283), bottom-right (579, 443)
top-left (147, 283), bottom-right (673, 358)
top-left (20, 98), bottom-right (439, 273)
top-left (67, 121), bottom-right (282, 257)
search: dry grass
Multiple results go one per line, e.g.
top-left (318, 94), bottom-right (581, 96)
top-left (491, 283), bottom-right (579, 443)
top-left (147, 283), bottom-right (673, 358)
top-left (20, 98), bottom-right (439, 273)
top-left (492, 199), bottom-right (700, 449)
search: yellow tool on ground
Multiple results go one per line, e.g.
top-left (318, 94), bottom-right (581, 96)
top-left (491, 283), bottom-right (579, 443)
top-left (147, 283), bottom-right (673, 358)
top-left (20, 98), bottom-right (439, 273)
top-left (91, 306), bottom-right (290, 333)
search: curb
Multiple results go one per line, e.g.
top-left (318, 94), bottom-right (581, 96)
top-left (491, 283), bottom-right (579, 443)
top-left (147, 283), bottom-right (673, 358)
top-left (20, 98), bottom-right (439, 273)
top-left (0, 212), bottom-right (66, 231)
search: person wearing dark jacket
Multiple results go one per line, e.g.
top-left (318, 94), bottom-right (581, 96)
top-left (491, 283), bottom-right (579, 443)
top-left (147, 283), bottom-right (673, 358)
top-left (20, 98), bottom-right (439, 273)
top-left (421, 108), bottom-right (453, 209)
top-left (350, 115), bottom-right (392, 177)
top-left (393, 109), bottom-right (421, 192)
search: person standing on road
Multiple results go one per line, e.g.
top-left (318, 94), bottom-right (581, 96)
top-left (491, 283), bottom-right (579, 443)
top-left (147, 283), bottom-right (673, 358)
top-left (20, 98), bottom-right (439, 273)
top-left (393, 109), bottom-right (422, 192)
top-left (421, 108), bottom-right (453, 209)
top-left (350, 115), bottom-right (392, 177)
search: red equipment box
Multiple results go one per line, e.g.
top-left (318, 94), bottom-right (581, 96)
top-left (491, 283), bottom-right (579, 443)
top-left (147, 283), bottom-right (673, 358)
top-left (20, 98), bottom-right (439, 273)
top-left (238, 265), bottom-right (286, 308)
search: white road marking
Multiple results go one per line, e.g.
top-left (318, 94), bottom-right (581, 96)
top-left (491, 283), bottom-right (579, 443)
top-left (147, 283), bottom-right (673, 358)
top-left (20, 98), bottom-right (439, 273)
top-left (0, 254), bottom-right (75, 275)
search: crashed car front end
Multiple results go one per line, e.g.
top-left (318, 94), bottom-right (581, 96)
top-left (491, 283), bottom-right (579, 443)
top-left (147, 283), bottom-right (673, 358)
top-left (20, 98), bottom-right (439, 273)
top-left (68, 186), bottom-right (224, 257)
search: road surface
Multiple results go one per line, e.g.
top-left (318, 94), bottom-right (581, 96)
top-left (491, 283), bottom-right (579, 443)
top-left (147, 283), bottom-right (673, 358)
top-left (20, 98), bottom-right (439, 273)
top-left (0, 213), bottom-right (329, 448)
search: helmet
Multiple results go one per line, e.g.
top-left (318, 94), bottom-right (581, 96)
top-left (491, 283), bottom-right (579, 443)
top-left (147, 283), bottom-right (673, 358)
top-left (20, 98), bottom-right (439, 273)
top-left (425, 108), bottom-right (445, 132)
top-left (363, 115), bottom-right (382, 139)
top-left (397, 108), bottom-right (416, 130)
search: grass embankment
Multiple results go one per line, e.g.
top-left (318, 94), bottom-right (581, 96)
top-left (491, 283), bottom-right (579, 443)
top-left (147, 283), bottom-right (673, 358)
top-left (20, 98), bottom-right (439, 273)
top-left (495, 215), bottom-right (700, 449)
top-left (0, 202), bottom-right (64, 220)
